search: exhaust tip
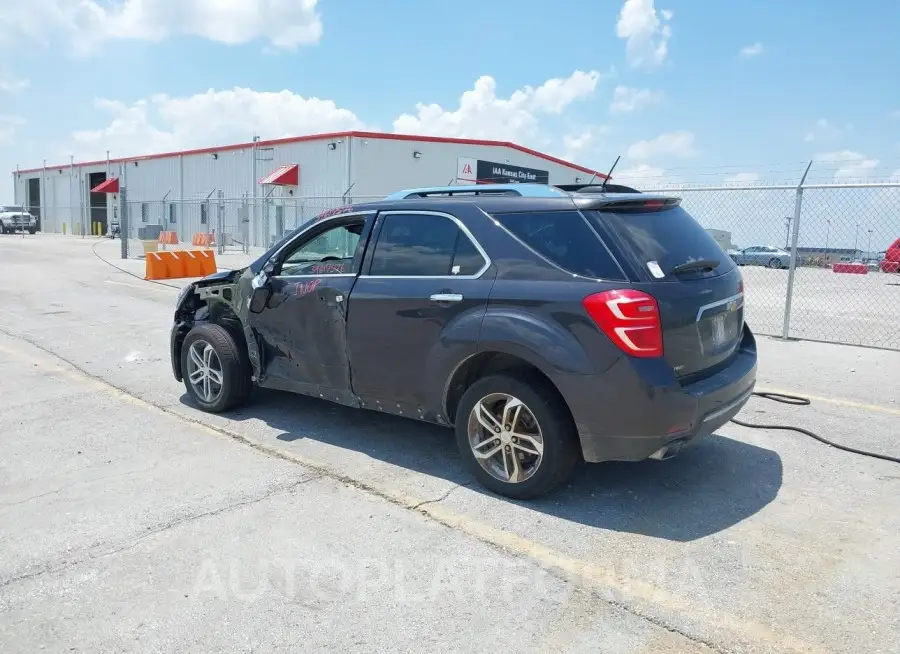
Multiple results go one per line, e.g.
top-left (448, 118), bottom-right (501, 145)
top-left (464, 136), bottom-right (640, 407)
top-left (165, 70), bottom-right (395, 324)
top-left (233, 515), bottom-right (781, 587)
top-left (649, 438), bottom-right (686, 461)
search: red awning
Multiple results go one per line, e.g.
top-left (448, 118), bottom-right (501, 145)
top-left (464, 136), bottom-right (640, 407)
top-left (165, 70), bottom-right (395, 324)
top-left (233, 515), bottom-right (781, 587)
top-left (259, 164), bottom-right (299, 186)
top-left (91, 177), bottom-right (120, 194)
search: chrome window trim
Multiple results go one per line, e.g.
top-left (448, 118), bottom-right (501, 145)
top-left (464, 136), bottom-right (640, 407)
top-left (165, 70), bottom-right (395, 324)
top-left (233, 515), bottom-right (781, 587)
top-left (277, 273), bottom-right (357, 280)
top-left (478, 207), bottom-right (630, 282)
top-left (267, 210), bottom-right (377, 269)
top-left (362, 210), bottom-right (492, 280)
top-left (695, 292), bottom-right (745, 322)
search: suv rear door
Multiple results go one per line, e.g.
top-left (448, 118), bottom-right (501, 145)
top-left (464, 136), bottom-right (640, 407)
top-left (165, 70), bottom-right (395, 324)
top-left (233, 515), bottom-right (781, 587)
top-left (346, 209), bottom-right (495, 412)
top-left (582, 201), bottom-right (745, 381)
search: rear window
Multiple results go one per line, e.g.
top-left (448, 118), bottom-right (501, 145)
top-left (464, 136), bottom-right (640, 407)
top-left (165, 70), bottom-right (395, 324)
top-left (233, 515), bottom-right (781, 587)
top-left (491, 210), bottom-right (625, 280)
top-left (584, 206), bottom-right (734, 279)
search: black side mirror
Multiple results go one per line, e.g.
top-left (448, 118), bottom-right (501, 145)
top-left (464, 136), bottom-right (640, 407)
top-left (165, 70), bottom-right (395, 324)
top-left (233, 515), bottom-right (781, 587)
top-left (249, 270), bottom-right (272, 313)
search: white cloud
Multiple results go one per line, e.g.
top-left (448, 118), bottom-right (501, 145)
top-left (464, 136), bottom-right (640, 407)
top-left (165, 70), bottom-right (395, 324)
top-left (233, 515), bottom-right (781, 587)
top-left (615, 0), bottom-right (673, 69)
top-left (0, 115), bottom-right (25, 145)
top-left (559, 126), bottom-right (609, 164)
top-left (392, 70), bottom-right (604, 141)
top-left (739, 43), bottom-right (764, 58)
top-left (70, 89), bottom-right (367, 159)
top-left (724, 172), bottom-right (761, 183)
top-left (813, 150), bottom-right (880, 180)
top-left (65, 70), bottom-right (605, 161)
top-left (0, 0), bottom-right (323, 54)
top-left (609, 86), bottom-right (664, 113)
top-left (804, 118), bottom-right (851, 143)
top-left (613, 163), bottom-right (667, 187)
top-left (0, 75), bottom-right (29, 93)
top-left (627, 130), bottom-right (696, 159)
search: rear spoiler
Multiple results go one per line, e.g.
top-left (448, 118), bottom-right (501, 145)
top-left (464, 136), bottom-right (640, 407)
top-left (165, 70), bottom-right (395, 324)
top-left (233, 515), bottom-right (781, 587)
top-left (590, 196), bottom-right (682, 213)
top-left (555, 183), bottom-right (642, 194)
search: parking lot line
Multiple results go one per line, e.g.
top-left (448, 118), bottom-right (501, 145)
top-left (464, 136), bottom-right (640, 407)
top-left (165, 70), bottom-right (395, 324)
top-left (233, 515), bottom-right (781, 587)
top-left (0, 334), bottom-right (824, 654)
top-left (756, 386), bottom-right (900, 416)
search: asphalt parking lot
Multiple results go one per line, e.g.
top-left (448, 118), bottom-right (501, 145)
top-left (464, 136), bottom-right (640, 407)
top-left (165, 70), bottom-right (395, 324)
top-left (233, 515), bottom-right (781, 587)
top-left (1, 235), bottom-right (899, 653)
top-left (738, 264), bottom-right (899, 350)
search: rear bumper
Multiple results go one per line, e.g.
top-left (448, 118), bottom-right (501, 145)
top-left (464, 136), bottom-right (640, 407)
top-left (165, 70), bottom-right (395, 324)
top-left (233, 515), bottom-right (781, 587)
top-left (564, 325), bottom-right (758, 463)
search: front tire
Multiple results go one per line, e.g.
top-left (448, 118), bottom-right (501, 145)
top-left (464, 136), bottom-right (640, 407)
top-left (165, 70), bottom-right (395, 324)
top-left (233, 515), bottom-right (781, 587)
top-left (455, 373), bottom-right (580, 500)
top-left (181, 323), bottom-right (252, 413)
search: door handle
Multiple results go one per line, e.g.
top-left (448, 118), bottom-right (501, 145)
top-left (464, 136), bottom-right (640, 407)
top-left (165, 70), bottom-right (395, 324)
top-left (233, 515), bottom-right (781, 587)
top-left (430, 293), bottom-right (463, 303)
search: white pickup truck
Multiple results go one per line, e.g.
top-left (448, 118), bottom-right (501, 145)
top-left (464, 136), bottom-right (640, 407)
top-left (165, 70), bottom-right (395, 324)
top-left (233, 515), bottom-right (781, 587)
top-left (0, 205), bottom-right (37, 234)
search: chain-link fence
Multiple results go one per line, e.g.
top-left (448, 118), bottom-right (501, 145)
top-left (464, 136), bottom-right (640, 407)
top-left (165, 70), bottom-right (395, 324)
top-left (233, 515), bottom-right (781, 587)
top-left (641, 181), bottom-right (900, 351)
top-left (29, 183), bottom-right (900, 351)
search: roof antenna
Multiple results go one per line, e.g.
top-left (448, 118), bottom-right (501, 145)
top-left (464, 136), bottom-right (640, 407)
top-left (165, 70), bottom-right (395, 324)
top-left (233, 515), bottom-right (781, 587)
top-left (599, 155), bottom-right (621, 191)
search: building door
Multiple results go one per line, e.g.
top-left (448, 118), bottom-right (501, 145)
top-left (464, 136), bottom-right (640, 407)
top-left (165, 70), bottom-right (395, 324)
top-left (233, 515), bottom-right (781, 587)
top-left (27, 178), bottom-right (41, 231)
top-left (88, 172), bottom-right (108, 234)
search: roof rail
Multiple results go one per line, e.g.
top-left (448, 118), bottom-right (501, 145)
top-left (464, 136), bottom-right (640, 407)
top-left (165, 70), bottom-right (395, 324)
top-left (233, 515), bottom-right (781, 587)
top-left (383, 183), bottom-right (571, 200)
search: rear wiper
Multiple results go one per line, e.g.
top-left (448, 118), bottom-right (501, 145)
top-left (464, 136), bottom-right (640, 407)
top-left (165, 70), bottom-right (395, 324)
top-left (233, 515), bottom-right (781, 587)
top-left (669, 259), bottom-right (720, 275)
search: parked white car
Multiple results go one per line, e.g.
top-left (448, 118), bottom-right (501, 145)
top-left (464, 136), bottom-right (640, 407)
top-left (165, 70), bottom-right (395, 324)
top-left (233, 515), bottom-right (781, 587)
top-left (0, 205), bottom-right (37, 234)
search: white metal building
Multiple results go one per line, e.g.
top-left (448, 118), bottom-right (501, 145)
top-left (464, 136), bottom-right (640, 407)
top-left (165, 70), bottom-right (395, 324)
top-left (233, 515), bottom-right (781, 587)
top-left (706, 228), bottom-right (735, 251)
top-left (11, 131), bottom-right (605, 246)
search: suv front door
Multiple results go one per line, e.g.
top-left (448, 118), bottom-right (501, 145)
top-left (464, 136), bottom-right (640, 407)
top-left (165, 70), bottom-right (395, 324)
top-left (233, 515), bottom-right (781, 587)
top-left (249, 213), bottom-right (374, 404)
top-left (346, 209), bottom-right (495, 418)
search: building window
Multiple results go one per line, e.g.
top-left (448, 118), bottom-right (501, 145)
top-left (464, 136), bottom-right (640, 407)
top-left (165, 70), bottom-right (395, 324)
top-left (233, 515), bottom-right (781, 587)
top-left (200, 202), bottom-right (208, 225)
top-left (141, 203), bottom-right (149, 223)
top-left (168, 203), bottom-right (177, 224)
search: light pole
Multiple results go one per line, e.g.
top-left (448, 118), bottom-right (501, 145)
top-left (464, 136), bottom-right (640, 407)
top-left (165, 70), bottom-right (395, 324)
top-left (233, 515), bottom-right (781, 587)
top-left (867, 229), bottom-right (873, 259)
top-left (825, 219), bottom-right (831, 262)
top-left (853, 223), bottom-right (860, 255)
top-left (784, 216), bottom-right (792, 249)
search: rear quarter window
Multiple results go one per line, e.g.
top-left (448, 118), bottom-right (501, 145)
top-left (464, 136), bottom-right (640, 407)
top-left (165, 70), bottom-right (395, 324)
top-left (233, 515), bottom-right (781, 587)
top-left (491, 210), bottom-right (625, 280)
top-left (584, 206), bottom-right (735, 279)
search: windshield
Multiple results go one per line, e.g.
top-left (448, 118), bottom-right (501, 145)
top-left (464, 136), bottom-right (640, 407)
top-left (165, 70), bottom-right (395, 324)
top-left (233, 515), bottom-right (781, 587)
top-left (584, 206), bottom-right (735, 279)
top-left (0, 206), bottom-right (25, 213)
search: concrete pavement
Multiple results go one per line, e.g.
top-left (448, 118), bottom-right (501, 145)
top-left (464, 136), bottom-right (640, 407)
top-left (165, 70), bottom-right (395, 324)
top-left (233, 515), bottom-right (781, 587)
top-left (0, 234), bottom-right (898, 653)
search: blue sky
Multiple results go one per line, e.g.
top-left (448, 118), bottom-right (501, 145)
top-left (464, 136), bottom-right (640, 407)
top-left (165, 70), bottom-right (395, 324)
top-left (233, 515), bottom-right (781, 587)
top-left (2, 0), bottom-right (899, 246)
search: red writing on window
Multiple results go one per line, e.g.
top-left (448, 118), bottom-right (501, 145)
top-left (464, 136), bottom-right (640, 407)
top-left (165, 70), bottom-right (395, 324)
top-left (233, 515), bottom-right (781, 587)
top-left (295, 279), bottom-right (322, 297)
top-left (310, 262), bottom-right (346, 274)
top-left (313, 205), bottom-right (354, 222)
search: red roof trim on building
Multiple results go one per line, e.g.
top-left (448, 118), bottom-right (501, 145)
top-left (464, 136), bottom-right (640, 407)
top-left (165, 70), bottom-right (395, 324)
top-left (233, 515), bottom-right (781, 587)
top-left (15, 130), bottom-right (606, 179)
top-left (259, 164), bottom-right (299, 186)
top-left (90, 177), bottom-right (120, 194)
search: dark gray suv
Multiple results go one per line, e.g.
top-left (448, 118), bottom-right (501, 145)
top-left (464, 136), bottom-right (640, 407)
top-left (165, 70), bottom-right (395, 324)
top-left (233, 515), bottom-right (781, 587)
top-left (170, 183), bottom-right (757, 499)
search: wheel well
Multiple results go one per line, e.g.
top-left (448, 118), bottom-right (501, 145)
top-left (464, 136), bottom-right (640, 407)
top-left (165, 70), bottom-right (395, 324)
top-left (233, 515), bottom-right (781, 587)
top-left (444, 351), bottom-right (570, 425)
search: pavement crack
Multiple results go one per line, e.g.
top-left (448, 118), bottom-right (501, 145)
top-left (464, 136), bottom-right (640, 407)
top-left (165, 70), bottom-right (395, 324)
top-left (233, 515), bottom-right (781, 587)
top-left (410, 481), bottom-right (473, 510)
top-left (0, 473), bottom-right (321, 589)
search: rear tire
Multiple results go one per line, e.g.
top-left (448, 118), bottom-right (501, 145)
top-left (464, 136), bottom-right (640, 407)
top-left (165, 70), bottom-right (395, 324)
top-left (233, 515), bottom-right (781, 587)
top-left (767, 257), bottom-right (782, 269)
top-left (180, 323), bottom-right (253, 413)
top-left (455, 373), bottom-right (580, 500)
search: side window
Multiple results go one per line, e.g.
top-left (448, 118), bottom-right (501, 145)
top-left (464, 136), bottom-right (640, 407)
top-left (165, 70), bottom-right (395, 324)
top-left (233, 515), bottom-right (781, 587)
top-left (492, 210), bottom-right (624, 280)
top-left (369, 213), bottom-right (486, 277)
top-left (279, 220), bottom-right (363, 276)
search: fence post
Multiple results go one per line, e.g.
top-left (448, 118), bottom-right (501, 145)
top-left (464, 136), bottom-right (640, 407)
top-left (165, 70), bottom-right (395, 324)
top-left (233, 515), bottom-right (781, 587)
top-left (216, 189), bottom-right (225, 255)
top-left (119, 187), bottom-right (128, 259)
top-left (781, 161), bottom-right (813, 340)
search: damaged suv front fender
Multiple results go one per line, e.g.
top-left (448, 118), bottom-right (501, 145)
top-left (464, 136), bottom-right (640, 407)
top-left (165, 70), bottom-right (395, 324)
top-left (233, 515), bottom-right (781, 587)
top-left (171, 267), bottom-right (257, 381)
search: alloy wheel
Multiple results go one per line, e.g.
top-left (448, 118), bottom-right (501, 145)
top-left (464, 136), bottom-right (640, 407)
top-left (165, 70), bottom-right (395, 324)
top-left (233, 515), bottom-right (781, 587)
top-left (186, 340), bottom-right (224, 403)
top-left (467, 393), bottom-right (544, 484)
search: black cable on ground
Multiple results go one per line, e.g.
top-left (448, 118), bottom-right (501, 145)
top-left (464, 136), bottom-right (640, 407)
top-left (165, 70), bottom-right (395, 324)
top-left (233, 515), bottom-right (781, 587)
top-left (90, 239), bottom-right (233, 290)
top-left (731, 392), bottom-right (900, 464)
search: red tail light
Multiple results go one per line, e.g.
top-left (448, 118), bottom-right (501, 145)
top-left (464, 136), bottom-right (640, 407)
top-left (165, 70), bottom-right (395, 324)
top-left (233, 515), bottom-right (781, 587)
top-left (582, 289), bottom-right (663, 358)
